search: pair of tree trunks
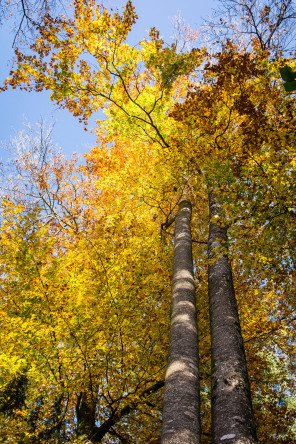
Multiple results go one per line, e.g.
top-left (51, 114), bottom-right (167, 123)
top-left (161, 193), bottom-right (256, 444)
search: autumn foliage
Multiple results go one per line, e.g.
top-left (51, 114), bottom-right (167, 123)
top-left (1, 0), bottom-right (296, 442)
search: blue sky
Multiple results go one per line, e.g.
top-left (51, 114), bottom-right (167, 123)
top-left (0, 0), bottom-right (218, 160)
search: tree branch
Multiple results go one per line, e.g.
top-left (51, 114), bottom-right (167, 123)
top-left (91, 380), bottom-right (164, 442)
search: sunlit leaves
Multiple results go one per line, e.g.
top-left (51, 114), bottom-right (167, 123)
top-left (2, 1), bottom-right (296, 442)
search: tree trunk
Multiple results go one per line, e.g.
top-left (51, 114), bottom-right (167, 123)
top-left (161, 198), bottom-right (201, 444)
top-left (76, 391), bottom-right (97, 440)
top-left (208, 190), bottom-right (256, 444)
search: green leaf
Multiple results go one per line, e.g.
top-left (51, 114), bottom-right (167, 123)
top-left (280, 65), bottom-right (296, 82)
top-left (283, 80), bottom-right (296, 92)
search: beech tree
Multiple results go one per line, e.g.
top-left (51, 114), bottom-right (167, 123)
top-left (207, 192), bottom-right (256, 443)
top-left (161, 198), bottom-right (201, 444)
top-left (1, 0), bottom-right (296, 442)
top-left (170, 38), bottom-right (296, 442)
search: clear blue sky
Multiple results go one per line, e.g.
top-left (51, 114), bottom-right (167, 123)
top-left (0, 0), bottom-right (218, 160)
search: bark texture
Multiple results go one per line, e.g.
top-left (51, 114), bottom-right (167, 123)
top-left (208, 191), bottom-right (256, 444)
top-left (161, 198), bottom-right (201, 444)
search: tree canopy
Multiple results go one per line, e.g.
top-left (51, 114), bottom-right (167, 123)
top-left (1, 0), bottom-right (296, 442)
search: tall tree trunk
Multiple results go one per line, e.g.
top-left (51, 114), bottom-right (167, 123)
top-left (208, 190), bottom-right (256, 444)
top-left (161, 198), bottom-right (201, 444)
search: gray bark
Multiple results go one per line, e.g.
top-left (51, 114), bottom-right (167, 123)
top-left (208, 191), bottom-right (256, 444)
top-left (161, 198), bottom-right (201, 444)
